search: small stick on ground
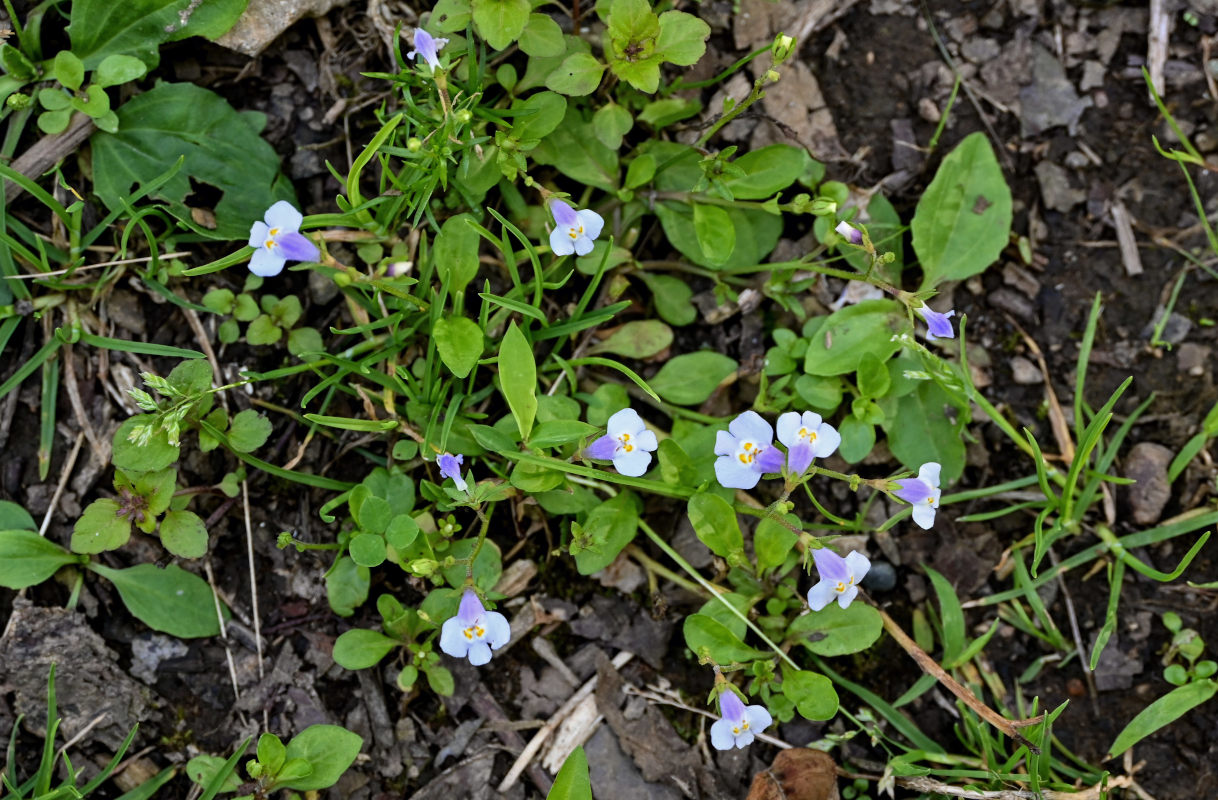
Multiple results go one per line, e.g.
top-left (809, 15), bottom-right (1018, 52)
top-left (203, 558), bottom-right (241, 699)
top-left (38, 430), bottom-right (84, 537)
top-left (242, 479), bottom-right (264, 681)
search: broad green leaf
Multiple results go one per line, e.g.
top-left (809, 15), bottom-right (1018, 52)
top-left (856, 352), bottom-right (891, 398)
top-left (1106, 680), bottom-right (1217, 759)
top-left (326, 555), bottom-right (370, 617)
top-left (754, 515), bottom-right (798, 573)
top-left (529, 420), bottom-right (599, 449)
top-left (287, 326), bottom-right (323, 360)
top-left (160, 510), bottom-right (208, 558)
top-left (837, 417), bottom-right (875, 463)
top-left (687, 492), bottom-right (744, 565)
top-left (257, 734), bottom-right (286, 775)
top-left (572, 491), bottom-right (640, 575)
top-left (546, 53), bottom-right (607, 97)
top-left (692, 202), bottom-right (735, 266)
top-left (649, 351), bottom-right (737, 406)
top-left (0, 500), bottom-right (37, 531)
top-left (94, 53), bottom-right (148, 87)
top-left (547, 747), bottom-right (592, 800)
top-left (655, 9), bottom-right (710, 66)
top-left (592, 103), bottom-right (633, 149)
top-left (91, 563), bottom-right (222, 637)
top-left (782, 668), bottom-right (839, 721)
top-left (349, 533), bottom-right (387, 568)
top-left (789, 603), bottom-right (883, 656)
top-left (228, 409), bottom-right (272, 453)
top-left (53, 51), bottom-right (85, 92)
top-left (912, 132), bottom-right (1012, 288)
top-left (587, 320), bottom-right (673, 359)
top-left (881, 379), bottom-right (967, 483)
top-left (0, 530), bottom-right (81, 589)
top-left (519, 13), bottom-right (565, 57)
top-left (92, 82), bottom-right (295, 240)
top-left (37, 108), bottom-right (71, 134)
top-left (530, 108), bottom-right (619, 191)
top-left (442, 538), bottom-right (503, 591)
top-left (653, 201), bottom-right (781, 270)
top-left (637, 273), bottom-right (696, 326)
top-left (498, 322), bottom-right (537, 441)
top-left (509, 91), bottom-right (567, 142)
top-left (723, 145), bottom-right (812, 200)
top-left (802, 300), bottom-right (906, 376)
top-left (471, 0), bottom-right (530, 50)
top-left (434, 316), bottom-right (484, 379)
top-left (426, 664), bottom-right (456, 695)
top-left (636, 97), bottom-right (700, 129)
top-left (695, 593), bottom-right (750, 640)
top-left (71, 499), bottom-right (131, 554)
top-left (69, 0), bottom-right (247, 69)
top-left (279, 725), bottom-right (363, 791)
top-left (112, 415), bottom-right (180, 472)
top-left (246, 314), bottom-right (282, 345)
top-left (683, 613), bottom-right (766, 664)
top-left (432, 0), bottom-right (472, 31)
top-left (333, 629), bottom-right (399, 670)
top-left (434, 213), bottom-right (481, 295)
top-left (186, 755), bottom-right (243, 792)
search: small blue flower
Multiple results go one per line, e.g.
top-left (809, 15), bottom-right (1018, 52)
top-left (439, 589), bottom-right (510, 666)
top-left (892, 462), bottom-right (942, 529)
top-left (248, 201), bottom-right (319, 277)
top-left (584, 408), bottom-right (658, 477)
top-left (407, 28), bottom-right (448, 71)
top-left (835, 220), bottom-right (863, 245)
top-left (918, 305), bottom-right (956, 342)
top-left (776, 410), bottom-right (841, 475)
top-left (548, 199), bottom-right (604, 257)
top-left (807, 548), bottom-right (870, 610)
top-left (710, 690), bottom-right (772, 750)
top-left (714, 411), bottom-right (784, 490)
top-left (437, 452), bottom-right (467, 492)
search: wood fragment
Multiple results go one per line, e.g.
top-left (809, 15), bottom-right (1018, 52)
top-left (4, 113), bottom-right (95, 202)
top-left (1148, 0), bottom-right (1171, 99)
top-left (1111, 201), bottom-right (1144, 277)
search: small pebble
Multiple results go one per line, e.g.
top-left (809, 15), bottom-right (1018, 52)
top-left (1010, 356), bottom-right (1043, 385)
top-left (862, 561), bottom-right (897, 592)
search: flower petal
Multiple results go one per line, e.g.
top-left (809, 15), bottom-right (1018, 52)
top-left (892, 478), bottom-right (933, 505)
top-left (710, 719), bottom-right (735, 751)
top-left (467, 641), bottom-right (493, 666)
top-left (735, 731), bottom-right (755, 748)
top-left (577, 208), bottom-right (604, 240)
top-left (918, 462), bottom-right (942, 488)
top-left (549, 199), bottom-right (579, 227)
top-left (812, 548), bottom-right (849, 582)
top-left (714, 430), bottom-right (738, 457)
top-left (719, 690), bottom-right (746, 724)
top-left (929, 487), bottom-right (942, 509)
top-left (743, 705), bottom-right (772, 733)
top-left (276, 231), bottom-right (319, 263)
top-left (613, 448), bottom-right (652, 477)
top-left (249, 220), bottom-right (270, 248)
top-left (249, 247), bottom-right (286, 277)
top-left (264, 200), bottom-right (303, 232)
top-left (584, 435), bottom-right (618, 461)
top-left (844, 551), bottom-right (871, 583)
top-left (439, 617), bottom-right (470, 659)
top-left (573, 235), bottom-right (595, 256)
top-left (800, 411), bottom-right (824, 429)
top-left (481, 610), bottom-right (511, 649)
top-left (606, 408), bottom-right (643, 437)
top-left (634, 429), bottom-right (658, 452)
top-left (911, 502), bottom-right (937, 530)
top-left (549, 226), bottom-right (575, 256)
top-left (807, 579), bottom-right (836, 611)
top-left (755, 446), bottom-right (784, 475)
top-left (715, 456), bottom-right (760, 489)
top-left (457, 589), bottom-right (484, 626)
top-left (810, 424), bottom-right (841, 459)
top-left (786, 442), bottom-right (813, 475)
top-left (837, 584), bottom-right (859, 608)
top-left (775, 411), bottom-right (801, 448)
top-left (728, 410), bottom-right (772, 445)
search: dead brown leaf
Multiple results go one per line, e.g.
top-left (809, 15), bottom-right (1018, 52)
top-left (746, 749), bottom-right (840, 800)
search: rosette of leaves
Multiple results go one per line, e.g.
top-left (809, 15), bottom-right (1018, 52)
top-left (187, 725), bottom-right (363, 797)
top-left (37, 51), bottom-right (146, 134)
top-left (203, 281), bottom-right (323, 358)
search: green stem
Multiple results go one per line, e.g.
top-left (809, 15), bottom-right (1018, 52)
top-left (466, 505), bottom-right (492, 581)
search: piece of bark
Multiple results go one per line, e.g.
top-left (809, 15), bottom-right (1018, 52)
top-left (1110, 201), bottom-right (1144, 276)
top-left (4, 112), bottom-right (95, 202)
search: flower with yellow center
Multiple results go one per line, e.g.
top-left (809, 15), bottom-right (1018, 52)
top-left (807, 548), bottom-right (871, 611)
top-left (439, 589), bottom-right (510, 666)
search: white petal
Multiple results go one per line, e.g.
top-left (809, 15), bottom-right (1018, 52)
top-left (710, 719), bottom-right (735, 751)
top-left (577, 209), bottom-right (604, 239)
top-left (715, 456), bottom-right (760, 490)
top-left (249, 220), bottom-right (269, 248)
top-left (807, 580), bottom-right (836, 611)
top-left (481, 611), bottom-right (511, 649)
top-left (264, 200), bottom-right (303, 232)
top-left (734, 731), bottom-right (755, 748)
top-left (573, 235), bottom-right (594, 256)
top-left (634, 429), bottom-right (658, 452)
top-left (613, 448), bottom-right (652, 477)
top-left (911, 502), bottom-right (937, 530)
top-left (439, 618), bottom-right (470, 659)
top-left (550, 227), bottom-right (575, 256)
top-left (453, 472), bottom-right (468, 492)
top-left (801, 411), bottom-right (824, 429)
top-left (729, 410), bottom-right (772, 445)
top-left (467, 641), bottom-right (493, 666)
top-left (837, 584), bottom-right (859, 608)
top-left (714, 430), bottom-right (738, 457)
top-left (606, 408), bottom-right (643, 437)
top-left (844, 551), bottom-right (871, 583)
top-left (743, 705), bottom-right (772, 733)
top-left (811, 424), bottom-right (841, 459)
top-left (775, 412), bottom-right (801, 448)
top-left (929, 487), bottom-right (942, 508)
top-left (249, 248), bottom-right (286, 277)
top-left (918, 462), bottom-right (942, 488)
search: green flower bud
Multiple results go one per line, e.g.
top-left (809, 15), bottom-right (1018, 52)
top-left (5, 92), bottom-right (31, 110)
top-left (771, 34), bottom-right (796, 63)
top-left (406, 137), bottom-right (423, 152)
top-left (455, 109), bottom-right (472, 124)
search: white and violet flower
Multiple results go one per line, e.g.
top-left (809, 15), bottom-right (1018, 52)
top-left (892, 462), bottom-right (942, 529)
top-left (439, 589), bottom-right (510, 666)
top-left (548, 199), bottom-right (604, 257)
top-left (248, 201), bottom-right (319, 277)
top-left (807, 548), bottom-right (870, 611)
top-left (710, 690), bottom-right (772, 750)
top-left (584, 408), bottom-right (658, 477)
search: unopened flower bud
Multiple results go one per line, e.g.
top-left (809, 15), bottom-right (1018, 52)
top-left (771, 34), bottom-right (796, 63)
top-left (6, 92), bottom-right (31, 110)
top-left (808, 198), bottom-right (837, 217)
top-left (835, 220), bottom-right (864, 245)
top-left (407, 137), bottom-right (423, 152)
top-left (764, 69), bottom-right (781, 84)
top-left (455, 109), bottom-right (472, 124)
top-left (409, 558), bottom-right (439, 576)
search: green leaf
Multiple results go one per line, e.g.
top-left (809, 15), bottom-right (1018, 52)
top-left (912, 131), bottom-right (1012, 288)
top-left (592, 103), bottom-right (633, 149)
top-left (326, 556), bottom-right (369, 617)
top-left (782, 668), bottom-right (839, 721)
top-left (687, 492), bottom-right (744, 564)
top-left (435, 213), bottom-right (481, 296)
top-left (92, 82), bottom-right (295, 240)
top-left (0, 44), bottom-right (36, 81)
top-left (636, 97), bottom-right (700, 129)
top-left (530, 108), bottom-right (619, 191)
top-left (432, 0), bottom-right (472, 31)
top-left (279, 725), bottom-right (363, 791)
top-left (112, 416), bottom-right (180, 472)
top-left (722, 145), bottom-right (812, 200)
top-left (529, 420), bottom-right (599, 449)
top-left (509, 91), bottom-right (567, 141)
top-left (159, 510), bottom-right (208, 558)
top-left (186, 755), bottom-right (243, 793)
top-left (68, 0), bottom-right (247, 69)
top-left (246, 314), bottom-right (282, 345)
top-left (655, 9), bottom-right (710, 66)
top-left (755, 515), bottom-right (798, 573)
top-left (426, 665), bottom-right (456, 695)
top-left (793, 374), bottom-right (844, 414)
top-left (649, 351), bottom-right (737, 406)
top-left (637, 273), bottom-right (696, 326)
top-left (434, 315), bottom-right (484, 379)
top-left (803, 300), bottom-right (906, 376)
top-left (333, 629), bottom-right (399, 670)
top-left (0, 500), bottom-right (37, 531)
top-left (587, 320), bottom-right (673, 359)
top-left (53, 51), bottom-right (85, 92)
top-left (653, 201), bottom-right (781, 270)
top-left (1106, 680), bottom-right (1217, 759)
top-left (692, 202), bottom-right (735, 266)
top-left (0, 530), bottom-right (80, 589)
top-left (442, 538), bottom-right (503, 591)
top-left (228, 409), bottom-right (272, 453)
top-left (38, 87), bottom-right (71, 111)
top-left (547, 747), bottom-right (592, 800)
top-left (37, 108), bottom-right (72, 134)
top-left (349, 533), bottom-right (387, 568)
top-left (683, 613), bottom-right (766, 664)
top-left (856, 352), bottom-right (891, 398)
top-left (837, 417), bottom-right (875, 463)
top-left (498, 322), bottom-right (538, 441)
top-left (202, 288), bottom-right (235, 314)
top-left (234, 293), bottom-right (260, 321)
top-left (471, 0), bottom-right (531, 50)
top-left (94, 54), bottom-right (147, 87)
top-left (789, 602), bottom-right (883, 656)
top-left (545, 52), bottom-right (607, 97)
top-left (519, 13), bottom-right (565, 57)
top-left (882, 379), bottom-right (967, 484)
top-left (90, 563), bottom-right (222, 637)
top-left (71, 499), bottom-right (132, 554)
top-left (72, 84), bottom-right (111, 117)
top-left (287, 326), bottom-right (324, 360)
top-left (573, 492), bottom-right (640, 575)
top-left (257, 734), bottom-right (286, 776)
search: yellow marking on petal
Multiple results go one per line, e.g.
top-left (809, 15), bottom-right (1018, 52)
top-left (835, 581), bottom-right (846, 593)
top-left (269, 227), bottom-right (280, 236)
top-left (463, 624), bottom-right (485, 641)
top-left (567, 227), bottom-right (579, 239)
top-left (742, 721), bottom-right (750, 730)
top-left (732, 726), bottom-right (740, 735)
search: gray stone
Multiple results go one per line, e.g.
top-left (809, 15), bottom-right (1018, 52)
top-left (1021, 44), bottom-right (1092, 136)
top-left (1010, 356), bottom-right (1043, 385)
top-left (130, 633), bottom-right (189, 684)
top-left (1124, 442), bottom-right (1174, 525)
top-left (1035, 160), bottom-right (1086, 212)
top-left (585, 726), bottom-right (683, 800)
top-left (215, 0), bottom-right (354, 57)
